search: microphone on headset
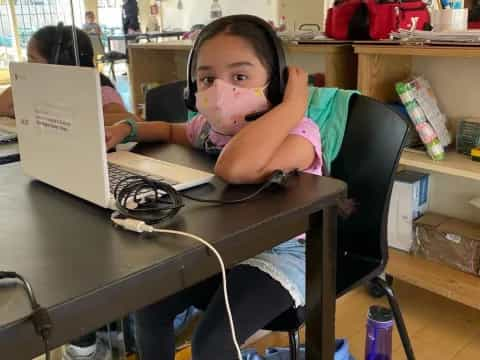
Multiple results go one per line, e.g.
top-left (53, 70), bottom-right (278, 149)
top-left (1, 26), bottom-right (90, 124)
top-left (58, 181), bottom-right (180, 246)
top-left (245, 111), bottom-right (267, 122)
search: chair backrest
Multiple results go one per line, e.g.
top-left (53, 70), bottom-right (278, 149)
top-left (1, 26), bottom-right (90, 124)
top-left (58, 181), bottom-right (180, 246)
top-left (331, 95), bottom-right (410, 296)
top-left (88, 34), bottom-right (105, 57)
top-left (144, 80), bottom-right (188, 122)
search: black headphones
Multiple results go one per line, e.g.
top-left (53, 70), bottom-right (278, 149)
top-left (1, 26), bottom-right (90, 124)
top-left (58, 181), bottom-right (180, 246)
top-left (183, 14), bottom-right (287, 114)
top-left (49, 22), bottom-right (65, 65)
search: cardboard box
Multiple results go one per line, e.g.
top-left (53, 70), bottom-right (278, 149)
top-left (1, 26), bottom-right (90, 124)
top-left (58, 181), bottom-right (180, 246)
top-left (414, 212), bottom-right (480, 275)
top-left (388, 171), bottom-right (430, 251)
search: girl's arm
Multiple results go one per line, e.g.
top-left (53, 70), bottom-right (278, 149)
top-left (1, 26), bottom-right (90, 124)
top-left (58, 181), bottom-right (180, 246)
top-left (102, 94), bottom-right (189, 148)
top-left (102, 103), bottom-right (135, 125)
top-left (0, 87), bottom-right (15, 117)
top-left (215, 66), bottom-right (315, 184)
top-left (105, 121), bottom-right (190, 149)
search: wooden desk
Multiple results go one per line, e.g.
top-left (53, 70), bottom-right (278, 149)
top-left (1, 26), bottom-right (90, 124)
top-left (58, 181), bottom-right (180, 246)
top-left (128, 40), bottom-right (356, 113)
top-left (0, 144), bottom-right (346, 360)
top-left (355, 43), bottom-right (480, 310)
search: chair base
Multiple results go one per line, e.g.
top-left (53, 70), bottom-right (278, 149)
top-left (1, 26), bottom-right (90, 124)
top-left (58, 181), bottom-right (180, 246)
top-left (288, 329), bottom-right (300, 360)
top-left (367, 273), bottom-right (394, 298)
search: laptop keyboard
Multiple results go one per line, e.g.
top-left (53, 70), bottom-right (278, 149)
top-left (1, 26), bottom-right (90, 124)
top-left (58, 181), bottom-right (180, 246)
top-left (108, 163), bottom-right (179, 195)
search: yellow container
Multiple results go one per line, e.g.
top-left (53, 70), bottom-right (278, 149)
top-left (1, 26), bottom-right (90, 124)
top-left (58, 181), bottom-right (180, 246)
top-left (471, 147), bottom-right (480, 162)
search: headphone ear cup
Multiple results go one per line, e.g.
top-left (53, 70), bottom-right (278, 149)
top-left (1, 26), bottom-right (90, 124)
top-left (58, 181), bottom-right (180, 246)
top-left (183, 80), bottom-right (197, 111)
top-left (266, 66), bottom-right (287, 106)
top-left (56, 49), bottom-right (70, 65)
top-left (183, 86), bottom-right (192, 110)
top-left (184, 46), bottom-right (198, 112)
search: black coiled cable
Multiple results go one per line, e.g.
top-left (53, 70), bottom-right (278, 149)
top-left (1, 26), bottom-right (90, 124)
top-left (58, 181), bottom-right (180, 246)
top-left (113, 170), bottom-right (294, 225)
top-left (114, 175), bottom-right (184, 225)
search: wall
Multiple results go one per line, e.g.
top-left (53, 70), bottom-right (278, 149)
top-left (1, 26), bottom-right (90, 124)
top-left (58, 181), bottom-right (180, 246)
top-left (84, 0), bottom-right (98, 16)
top-left (90, 0), bottom-right (327, 32)
top-left (159, 0), bottom-right (279, 30)
top-left (158, 0), bottom-right (327, 30)
top-left (278, 0), bottom-right (326, 30)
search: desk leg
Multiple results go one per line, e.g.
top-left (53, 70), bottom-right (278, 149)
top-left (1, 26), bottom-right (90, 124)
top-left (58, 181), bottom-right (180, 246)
top-left (306, 206), bottom-right (337, 360)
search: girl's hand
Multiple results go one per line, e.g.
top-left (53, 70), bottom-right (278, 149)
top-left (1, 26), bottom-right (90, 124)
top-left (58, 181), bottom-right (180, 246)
top-left (283, 66), bottom-right (309, 114)
top-left (105, 123), bottom-right (131, 150)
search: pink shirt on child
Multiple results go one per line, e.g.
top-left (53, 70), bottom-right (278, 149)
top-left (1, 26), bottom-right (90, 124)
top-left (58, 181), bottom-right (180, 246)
top-left (186, 114), bottom-right (323, 175)
top-left (101, 86), bottom-right (123, 106)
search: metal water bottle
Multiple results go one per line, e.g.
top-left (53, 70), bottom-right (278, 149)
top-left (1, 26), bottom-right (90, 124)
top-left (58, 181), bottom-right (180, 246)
top-left (365, 305), bottom-right (393, 360)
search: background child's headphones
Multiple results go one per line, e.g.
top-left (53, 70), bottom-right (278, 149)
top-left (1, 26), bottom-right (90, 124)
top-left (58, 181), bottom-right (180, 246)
top-left (183, 14), bottom-right (287, 113)
top-left (49, 22), bottom-right (65, 65)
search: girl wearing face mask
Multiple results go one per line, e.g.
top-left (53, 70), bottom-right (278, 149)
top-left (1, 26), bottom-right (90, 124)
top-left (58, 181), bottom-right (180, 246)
top-left (106, 15), bottom-right (323, 360)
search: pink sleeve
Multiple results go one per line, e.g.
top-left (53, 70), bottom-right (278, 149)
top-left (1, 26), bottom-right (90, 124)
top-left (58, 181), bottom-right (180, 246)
top-left (101, 86), bottom-right (124, 106)
top-left (289, 117), bottom-right (323, 176)
top-left (186, 114), bottom-right (208, 145)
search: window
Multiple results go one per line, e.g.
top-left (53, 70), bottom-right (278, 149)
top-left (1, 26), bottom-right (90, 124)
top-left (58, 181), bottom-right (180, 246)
top-left (0, 0), bottom-right (15, 70)
top-left (0, 0), bottom-right (84, 72)
top-left (98, 0), bottom-right (123, 39)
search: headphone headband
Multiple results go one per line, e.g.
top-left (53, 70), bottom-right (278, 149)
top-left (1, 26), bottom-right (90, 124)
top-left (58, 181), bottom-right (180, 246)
top-left (184, 15), bottom-right (287, 112)
top-left (49, 22), bottom-right (65, 65)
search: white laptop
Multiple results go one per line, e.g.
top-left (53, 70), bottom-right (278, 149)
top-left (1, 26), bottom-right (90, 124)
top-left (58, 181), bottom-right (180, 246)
top-left (0, 117), bottom-right (16, 134)
top-left (9, 62), bottom-right (213, 209)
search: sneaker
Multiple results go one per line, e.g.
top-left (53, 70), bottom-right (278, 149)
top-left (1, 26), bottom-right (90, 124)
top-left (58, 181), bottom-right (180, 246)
top-left (96, 330), bottom-right (124, 351)
top-left (62, 339), bottom-right (112, 360)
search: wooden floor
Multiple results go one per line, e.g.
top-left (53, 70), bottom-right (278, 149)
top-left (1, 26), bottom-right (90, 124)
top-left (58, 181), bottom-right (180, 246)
top-left (34, 280), bottom-right (480, 360)
top-left (334, 280), bottom-right (480, 360)
top-left (176, 279), bottom-right (480, 360)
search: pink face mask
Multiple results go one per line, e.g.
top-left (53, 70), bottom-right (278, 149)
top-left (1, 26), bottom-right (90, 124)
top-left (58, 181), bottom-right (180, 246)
top-left (195, 79), bottom-right (270, 135)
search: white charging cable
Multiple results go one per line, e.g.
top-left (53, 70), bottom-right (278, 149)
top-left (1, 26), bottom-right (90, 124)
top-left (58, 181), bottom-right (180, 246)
top-left (111, 215), bottom-right (243, 360)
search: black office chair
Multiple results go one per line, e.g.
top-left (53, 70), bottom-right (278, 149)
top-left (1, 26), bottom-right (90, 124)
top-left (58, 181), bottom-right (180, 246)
top-left (144, 80), bottom-right (188, 122)
top-left (143, 83), bottom-right (415, 360)
top-left (263, 95), bottom-right (415, 360)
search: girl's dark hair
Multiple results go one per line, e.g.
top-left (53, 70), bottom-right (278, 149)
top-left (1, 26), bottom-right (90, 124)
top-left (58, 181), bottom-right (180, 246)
top-left (31, 25), bottom-right (114, 88)
top-left (193, 17), bottom-right (276, 79)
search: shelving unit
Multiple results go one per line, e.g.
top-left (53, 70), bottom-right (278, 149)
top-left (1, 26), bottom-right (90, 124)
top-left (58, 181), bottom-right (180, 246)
top-left (128, 40), bottom-right (356, 113)
top-left (401, 150), bottom-right (480, 181)
top-left (355, 43), bottom-right (480, 309)
top-left (387, 249), bottom-right (480, 311)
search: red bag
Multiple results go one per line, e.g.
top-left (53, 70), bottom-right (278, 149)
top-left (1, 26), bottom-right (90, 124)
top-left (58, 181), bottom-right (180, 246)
top-left (325, 0), bottom-right (363, 40)
top-left (326, 0), bottom-right (430, 40)
top-left (367, 0), bottom-right (430, 40)
top-left (397, 1), bottom-right (430, 31)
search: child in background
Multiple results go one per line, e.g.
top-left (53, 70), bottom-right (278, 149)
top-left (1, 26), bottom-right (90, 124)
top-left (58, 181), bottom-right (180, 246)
top-left (83, 11), bottom-right (102, 36)
top-left (0, 26), bottom-right (134, 126)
